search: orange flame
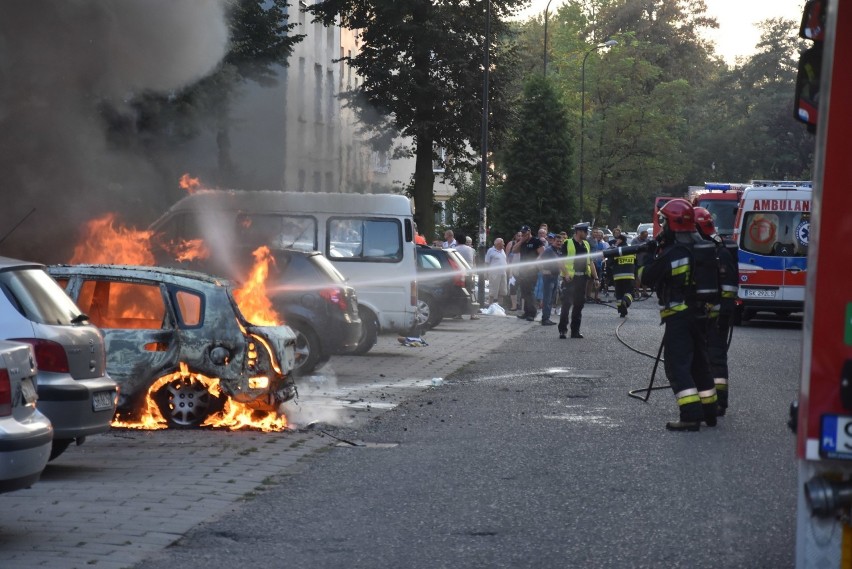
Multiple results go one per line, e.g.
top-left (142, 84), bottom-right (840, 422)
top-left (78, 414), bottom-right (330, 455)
top-left (70, 213), bottom-right (154, 265)
top-left (233, 246), bottom-right (281, 326)
top-left (173, 238), bottom-right (210, 262)
top-left (179, 173), bottom-right (202, 194)
top-left (112, 363), bottom-right (287, 432)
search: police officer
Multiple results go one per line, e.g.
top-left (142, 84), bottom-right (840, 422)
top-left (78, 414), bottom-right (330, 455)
top-left (558, 222), bottom-right (599, 339)
top-left (638, 199), bottom-right (718, 431)
top-left (611, 234), bottom-right (636, 317)
top-left (694, 207), bottom-right (738, 416)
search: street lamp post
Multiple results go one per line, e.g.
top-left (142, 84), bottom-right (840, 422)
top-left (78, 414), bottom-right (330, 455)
top-left (543, 0), bottom-right (554, 75)
top-left (477, 0), bottom-right (491, 307)
top-left (579, 39), bottom-right (617, 220)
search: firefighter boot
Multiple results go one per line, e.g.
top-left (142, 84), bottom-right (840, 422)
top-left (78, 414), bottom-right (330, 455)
top-left (666, 401), bottom-right (702, 431)
top-left (715, 379), bottom-right (728, 416)
top-left (702, 402), bottom-right (718, 427)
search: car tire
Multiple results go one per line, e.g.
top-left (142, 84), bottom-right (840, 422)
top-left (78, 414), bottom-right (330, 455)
top-left (351, 307), bottom-right (378, 355)
top-left (48, 439), bottom-right (73, 461)
top-left (153, 374), bottom-right (225, 428)
top-left (417, 294), bottom-right (443, 330)
top-left (290, 322), bottom-right (323, 376)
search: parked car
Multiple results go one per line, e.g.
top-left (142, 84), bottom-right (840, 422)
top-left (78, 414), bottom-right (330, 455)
top-left (154, 246), bottom-right (361, 376)
top-left (415, 246), bottom-right (480, 330)
top-left (0, 340), bottom-right (53, 493)
top-left (47, 264), bottom-right (297, 427)
top-left (636, 223), bottom-right (654, 238)
top-left (0, 256), bottom-right (117, 460)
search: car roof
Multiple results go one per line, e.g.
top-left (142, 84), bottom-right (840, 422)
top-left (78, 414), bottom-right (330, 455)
top-left (48, 264), bottom-right (231, 287)
top-left (0, 255), bottom-right (45, 271)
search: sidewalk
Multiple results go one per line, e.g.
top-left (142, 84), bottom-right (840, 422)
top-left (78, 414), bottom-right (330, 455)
top-left (0, 310), bottom-right (532, 569)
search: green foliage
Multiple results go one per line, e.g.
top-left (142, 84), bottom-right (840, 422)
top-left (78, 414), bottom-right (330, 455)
top-left (493, 75), bottom-right (574, 239)
top-left (445, 173), bottom-right (499, 248)
top-left (306, 0), bottom-right (525, 243)
top-left (510, 0), bottom-right (813, 229)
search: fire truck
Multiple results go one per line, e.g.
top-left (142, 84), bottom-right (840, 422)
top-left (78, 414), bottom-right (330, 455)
top-left (793, 0), bottom-right (852, 567)
top-left (652, 182), bottom-right (746, 239)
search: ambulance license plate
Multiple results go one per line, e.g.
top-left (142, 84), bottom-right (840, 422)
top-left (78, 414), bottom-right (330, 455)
top-left (743, 288), bottom-right (776, 298)
top-left (819, 414), bottom-right (852, 459)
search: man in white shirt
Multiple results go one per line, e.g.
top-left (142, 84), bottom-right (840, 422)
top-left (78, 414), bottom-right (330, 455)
top-left (484, 237), bottom-right (508, 305)
top-left (442, 229), bottom-right (457, 249)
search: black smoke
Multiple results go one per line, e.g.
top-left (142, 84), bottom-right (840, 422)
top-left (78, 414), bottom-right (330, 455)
top-left (0, 0), bottom-right (229, 262)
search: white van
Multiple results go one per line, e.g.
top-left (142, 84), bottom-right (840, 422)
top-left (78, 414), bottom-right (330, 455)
top-left (149, 190), bottom-right (419, 353)
top-left (733, 180), bottom-right (811, 321)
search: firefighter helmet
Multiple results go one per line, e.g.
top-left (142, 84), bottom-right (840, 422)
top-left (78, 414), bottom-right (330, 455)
top-left (693, 206), bottom-right (716, 236)
top-left (658, 198), bottom-right (696, 233)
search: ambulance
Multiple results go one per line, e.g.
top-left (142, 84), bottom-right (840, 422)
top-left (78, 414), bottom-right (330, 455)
top-left (732, 180), bottom-right (812, 323)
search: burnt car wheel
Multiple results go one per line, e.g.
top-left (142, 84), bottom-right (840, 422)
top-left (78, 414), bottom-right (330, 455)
top-left (155, 376), bottom-right (218, 427)
top-left (417, 295), bottom-right (442, 330)
top-left (291, 322), bottom-right (323, 376)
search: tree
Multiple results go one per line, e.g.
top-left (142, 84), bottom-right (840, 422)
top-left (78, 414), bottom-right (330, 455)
top-left (306, 0), bottom-right (525, 243)
top-left (493, 75), bottom-right (574, 238)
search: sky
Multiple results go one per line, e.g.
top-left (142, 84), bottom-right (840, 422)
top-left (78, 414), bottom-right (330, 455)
top-left (517, 0), bottom-right (805, 64)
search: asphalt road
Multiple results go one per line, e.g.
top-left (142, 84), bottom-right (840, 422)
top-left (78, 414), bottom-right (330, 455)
top-left (137, 297), bottom-right (802, 569)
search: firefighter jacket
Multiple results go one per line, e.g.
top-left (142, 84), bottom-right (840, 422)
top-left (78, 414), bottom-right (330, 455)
top-left (638, 234), bottom-right (703, 320)
top-left (611, 253), bottom-right (636, 281)
top-left (561, 238), bottom-right (593, 279)
top-left (710, 236), bottom-right (739, 317)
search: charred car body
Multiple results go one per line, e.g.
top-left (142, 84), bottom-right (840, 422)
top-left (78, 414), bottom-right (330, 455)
top-left (48, 265), bottom-right (297, 427)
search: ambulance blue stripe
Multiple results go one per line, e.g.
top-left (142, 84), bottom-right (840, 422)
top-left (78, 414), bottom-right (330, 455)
top-left (737, 251), bottom-right (786, 270)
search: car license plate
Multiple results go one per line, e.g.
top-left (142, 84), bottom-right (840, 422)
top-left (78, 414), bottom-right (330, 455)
top-left (92, 390), bottom-right (114, 412)
top-left (820, 414), bottom-right (852, 459)
top-left (743, 288), bottom-right (777, 298)
top-left (20, 377), bottom-right (37, 404)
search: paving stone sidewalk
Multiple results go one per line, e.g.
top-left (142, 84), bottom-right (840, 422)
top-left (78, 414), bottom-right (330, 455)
top-left (0, 310), bottom-right (533, 569)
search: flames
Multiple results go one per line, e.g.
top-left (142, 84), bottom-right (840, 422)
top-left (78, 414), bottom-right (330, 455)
top-left (233, 246), bottom-right (281, 326)
top-left (179, 173), bottom-right (202, 194)
top-left (71, 213), bottom-right (155, 265)
top-left (113, 363), bottom-right (288, 432)
top-left (72, 175), bottom-right (289, 432)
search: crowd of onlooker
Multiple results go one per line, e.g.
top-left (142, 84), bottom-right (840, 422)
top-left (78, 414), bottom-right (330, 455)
top-left (428, 224), bottom-right (653, 333)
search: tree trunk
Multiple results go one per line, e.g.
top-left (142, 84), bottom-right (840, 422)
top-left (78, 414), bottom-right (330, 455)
top-left (412, 132), bottom-right (436, 243)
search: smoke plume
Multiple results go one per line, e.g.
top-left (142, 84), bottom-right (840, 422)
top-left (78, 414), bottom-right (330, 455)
top-left (0, 0), bottom-right (230, 262)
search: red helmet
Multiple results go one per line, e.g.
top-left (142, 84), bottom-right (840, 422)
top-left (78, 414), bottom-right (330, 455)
top-left (693, 206), bottom-right (716, 236)
top-left (658, 198), bottom-right (695, 232)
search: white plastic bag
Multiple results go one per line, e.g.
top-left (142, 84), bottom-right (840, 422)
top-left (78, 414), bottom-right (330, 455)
top-left (485, 303), bottom-right (507, 316)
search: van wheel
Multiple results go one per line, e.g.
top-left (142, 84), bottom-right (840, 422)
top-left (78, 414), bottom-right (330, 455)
top-left (417, 295), bottom-right (443, 330)
top-left (48, 439), bottom-right (73, 461)
top-left (352, 308), bottom-right (378, 355)
top-left (290, 322), bottom-right (323, 376)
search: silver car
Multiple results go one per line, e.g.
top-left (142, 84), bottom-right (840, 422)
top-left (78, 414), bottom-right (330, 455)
top-left (0, 340), bottom-right (53, 493)
top-left (0, 257), bottom-right (117, 460)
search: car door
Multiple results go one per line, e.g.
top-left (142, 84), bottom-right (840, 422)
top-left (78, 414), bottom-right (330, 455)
top-left (64, 275), bottom-right (181, 409)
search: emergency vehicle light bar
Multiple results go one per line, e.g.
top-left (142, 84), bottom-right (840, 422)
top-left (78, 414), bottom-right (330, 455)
top-left (704, 182), bottom-right (748, 192)
top-left (750, 180), bottom-right (813, 188)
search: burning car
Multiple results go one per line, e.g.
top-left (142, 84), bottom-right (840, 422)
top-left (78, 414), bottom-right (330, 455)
top-left (47, 264), bottom-right (297, 429)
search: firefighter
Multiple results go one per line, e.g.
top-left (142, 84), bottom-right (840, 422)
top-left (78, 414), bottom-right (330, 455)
top-left (638, 199), bottom-right (718, 431)
top-left (611, 234), bottom-right (635, 317)
top-left (558, 222), bottom-right (599, 339)
top-left (694, 206), bottom-right (738, 416)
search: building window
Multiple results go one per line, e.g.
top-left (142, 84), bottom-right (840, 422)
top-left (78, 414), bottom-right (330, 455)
top-left (314, 64), bottom-right (324, 123)
top-left (432, 147), bottom-right (447, 173)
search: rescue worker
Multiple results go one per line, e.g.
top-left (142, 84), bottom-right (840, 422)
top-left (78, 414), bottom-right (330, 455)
top-left (611, 234), bottom-right (636, 317)
top-left (558, 222), bottom-right (599, 339)
top-left (638, 199), bottom-right (718, 431)
top-left (694, 206), bottom-right (739, 416)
